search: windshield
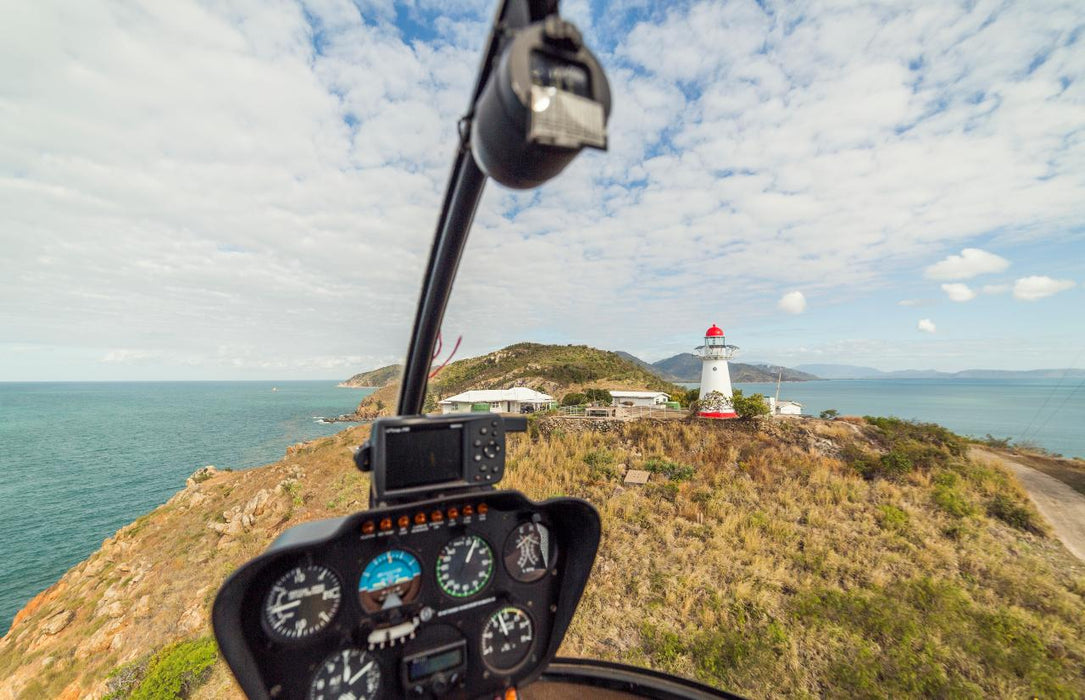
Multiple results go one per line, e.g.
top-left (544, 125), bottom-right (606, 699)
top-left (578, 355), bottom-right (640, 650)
top-left (2, 1), bottom-right (1084, 698)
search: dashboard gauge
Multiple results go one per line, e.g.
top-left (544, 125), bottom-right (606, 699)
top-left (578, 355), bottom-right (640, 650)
top-left (436, 534), bottom-right (494, 598)
top-left (358, 549), bottom-right (422, 613)
top-left (480, 607), bottom-right (534, 673)
top-left (309, 648), bottom-right (380, 700)
top-left (262, 565), bottom-right (341, 641)
top-left (503, 522), bottom-right (556, 582)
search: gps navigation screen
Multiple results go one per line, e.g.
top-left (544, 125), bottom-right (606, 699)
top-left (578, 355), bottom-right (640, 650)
top-left (385, 424), bottom-right (463, 490)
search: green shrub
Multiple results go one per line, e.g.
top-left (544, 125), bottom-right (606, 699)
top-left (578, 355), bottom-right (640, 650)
top-left (109, 637), bottom-right (218, 700)
top-left (643, 458), bottom-right (695, 481)
top-left (876, 504), bottom-right (909, 531)
top-left (583, 449), bottom-right (619, 480)
top-left (987, 494), bottom-right (1045, 535)
top-left (732, 389), bottom-right (770, 419)
top-left (933, 479), bottom-right (975, 518)
top-left (583, 388), bottom-right (613, 404)
top-left (819, 409), bottom-right (839, 419)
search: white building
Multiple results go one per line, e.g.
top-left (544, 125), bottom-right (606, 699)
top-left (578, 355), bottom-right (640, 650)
top-left (767, 397), bottom-right (803, 415)
top-left (610, 390), bottom-right (671, 407)
top-left (438, 387), bottom-right (555, 414)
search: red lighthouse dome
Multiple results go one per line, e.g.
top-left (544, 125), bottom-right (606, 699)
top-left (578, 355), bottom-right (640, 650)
top-left (705, 324), bottom-right (724, 337)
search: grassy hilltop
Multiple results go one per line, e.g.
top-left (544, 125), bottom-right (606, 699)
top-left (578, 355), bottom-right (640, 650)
top-left (2, 413), bottom-right (1083, 698)
top-left (351, 343), bottom-right (687, 418)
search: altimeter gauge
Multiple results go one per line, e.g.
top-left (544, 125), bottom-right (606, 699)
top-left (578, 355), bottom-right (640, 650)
top-left (436, 534), bottom-right (494, 598)
top-left (262, 565), bottom-right (342, 641)
top-left (480, 606), bottom-right (534, 673)
top-left (309, 648), bottom-right (381, 700)
top-left (503, 521), bottom-right (556, 582)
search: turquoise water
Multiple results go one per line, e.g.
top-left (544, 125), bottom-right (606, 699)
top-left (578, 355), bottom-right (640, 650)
top-left (736, 378), bottom-right (1084, 459)
top-left (0, 382), bottom-right (373, 634)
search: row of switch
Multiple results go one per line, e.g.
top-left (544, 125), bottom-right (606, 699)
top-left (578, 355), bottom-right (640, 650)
top-left (360, 503), bottom-right (490, 534)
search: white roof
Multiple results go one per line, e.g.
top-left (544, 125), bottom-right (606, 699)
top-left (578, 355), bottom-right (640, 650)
top-left (609, 391), bottom-right (671, 399)
top-left (438, 387), bottom-right (554, 404)
top-left (777, 400), bottom-right (803, 407)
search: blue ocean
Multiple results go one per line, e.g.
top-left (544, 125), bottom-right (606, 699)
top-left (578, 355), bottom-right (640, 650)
top-left (1, 378), bottom-right (1081, 635)
top-left (0, 382), bottom-right (373, 635)
top-left (736, 378), bottom-right (1084, 459)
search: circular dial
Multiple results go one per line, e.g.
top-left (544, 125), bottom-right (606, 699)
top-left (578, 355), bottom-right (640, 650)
top-left (503, 522), bottom-right (556, 582)
top-left (309, 648), bottom-right (381, 700)
top-left (480, 607), bottom-right (534, 673)
top-left (358, 549), bottom-right (422, 613)
top-left (436, 534), bottom-right (494, 598)
top-left (262, 565), bottom-right (341, 641)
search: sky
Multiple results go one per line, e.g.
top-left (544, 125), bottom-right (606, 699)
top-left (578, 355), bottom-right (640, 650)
top-left (1, 0), bottom-right (1083, 380)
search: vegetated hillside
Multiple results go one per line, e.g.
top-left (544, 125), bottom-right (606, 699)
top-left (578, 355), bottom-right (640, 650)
top-left (651, 352), bottom-right (818, 383)
top-left (3, 416), bottom-right (1083, 698)
top-left (338, 364), bottom-right (402, 388)
top-left (352, 343), bottom-right (686, 419)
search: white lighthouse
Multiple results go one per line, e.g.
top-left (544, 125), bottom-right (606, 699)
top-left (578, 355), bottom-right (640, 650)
top-left (696, 324), bottom-right (738, 419)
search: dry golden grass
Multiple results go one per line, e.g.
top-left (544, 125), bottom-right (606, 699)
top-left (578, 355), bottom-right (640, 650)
top-left (3, 416), bottom-right (1082, 699)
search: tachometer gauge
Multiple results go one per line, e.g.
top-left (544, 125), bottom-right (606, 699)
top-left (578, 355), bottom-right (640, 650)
top-left (436, 534), bottom-right (494, 598)
top-left (480, 606), bottom-right (534, 673)
top-left (503, 522), bottom-right (556, 582)
top-left (359, 549), bottom-right (422, 613)
top-left (262, 565), bottom-right (341, 641)
top-left (309, 648), bottom-right (380, 700)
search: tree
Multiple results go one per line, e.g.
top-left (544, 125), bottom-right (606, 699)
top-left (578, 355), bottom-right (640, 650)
top-left (583, 388), bottom-right (613, 405)
top-left (561, 392), bottom-right (588, 406)
top-left (731, 389), bottom-right (770, 419)
top-left (820, 409), bottom-right (839, 420)
top-left (682, 387), bottom-right (699, 407)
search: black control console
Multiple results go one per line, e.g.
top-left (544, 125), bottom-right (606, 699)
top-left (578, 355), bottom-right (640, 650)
top-left (213, 414), bottom-right (600, 700)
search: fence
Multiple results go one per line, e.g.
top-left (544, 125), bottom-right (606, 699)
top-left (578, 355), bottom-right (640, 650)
top-left (556, 405), bottom-right (687, 420)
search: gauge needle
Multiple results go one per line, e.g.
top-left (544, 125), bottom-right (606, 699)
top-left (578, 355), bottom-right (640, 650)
top-left (498, 613), bottom-right (510, 636)
top-left (269, 600), bottom-right (301, 613)
top-left (465, 539), bottom-right (477, 563)
top-left (349, 660), bottom-right (374, 685)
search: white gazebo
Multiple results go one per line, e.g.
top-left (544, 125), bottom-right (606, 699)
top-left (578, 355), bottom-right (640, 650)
top-left (438, 387), bottom-right (555, 414)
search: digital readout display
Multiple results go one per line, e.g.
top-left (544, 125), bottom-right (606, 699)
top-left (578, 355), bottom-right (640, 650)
top-left (384, 424), bottom-right (463, 490)
top-left (407, 646), bottom-right (464, 682)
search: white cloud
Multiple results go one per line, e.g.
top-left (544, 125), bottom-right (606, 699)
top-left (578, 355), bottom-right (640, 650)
top-left (777, 291), bottom-right (807, 314)
top-left (917, 319), bottom-right (937, 334)
top-left (925, 248), bottom-right (1010, 280)
top-left (982, 284), bottom-right (1010, 295)
top-left (2, 1), bottom-right (1083, 378)
top-left (941, 283), bottom-right (977, 302)
top-left (1012, 276), bottom-right (1077, 301)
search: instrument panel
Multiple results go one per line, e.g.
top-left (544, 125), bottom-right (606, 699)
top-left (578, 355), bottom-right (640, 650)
top-left (213, 490), bottom-right (599, 699)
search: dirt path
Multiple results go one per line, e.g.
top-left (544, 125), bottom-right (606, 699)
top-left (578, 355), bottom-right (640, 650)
top-left (972, 447), bottom-right (1085, 562)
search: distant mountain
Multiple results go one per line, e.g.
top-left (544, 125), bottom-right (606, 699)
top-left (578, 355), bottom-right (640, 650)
top-left (339, 364), bottom-right (402, 388)
top-left (795, 364), bottom-right (886, 379)
top-left (614, 351), bottom-right (677, 380)
top-left (626, 352), bottom-right (818, 383)
top-left (795, 364), bottom-right (1085, 380)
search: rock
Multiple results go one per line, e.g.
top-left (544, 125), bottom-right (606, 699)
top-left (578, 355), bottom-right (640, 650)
top-left (101, 601), bottom-right (125, 619)
top-left (133, 595), bottom-right (151, 617)
top-left (243, 489), bottom-right (271, 518)
top-left (41, 610), bottom-right (74, 635)
top-left (186, 466), bottom-right (219, 488)
top-left (178, 605), bottom-right (202, 634)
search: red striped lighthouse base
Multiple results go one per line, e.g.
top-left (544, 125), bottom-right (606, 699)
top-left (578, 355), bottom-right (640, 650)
top-left (698, 411), bottom-right (738, 419)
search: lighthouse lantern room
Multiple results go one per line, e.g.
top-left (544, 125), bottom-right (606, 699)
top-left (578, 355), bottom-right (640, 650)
top-left (696, 324), bottom-right (739, 419)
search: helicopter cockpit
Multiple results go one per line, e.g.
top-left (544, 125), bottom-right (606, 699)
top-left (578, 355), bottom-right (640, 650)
top-left (211, 1), bottom-right (733, 697)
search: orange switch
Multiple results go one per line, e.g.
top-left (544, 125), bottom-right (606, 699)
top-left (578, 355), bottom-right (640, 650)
top-left (414, 512), bottom-right (427, 525)
top-left (477, 503), bottom-right (489, 515)
top-left (431, 510), bottom-right (444, 522)
top-left (447, 507), bottom-right (459, 519)
top-left (397, 515), bottom-right (410, 529)
top-left (379, 517), bottom-right (393, 531)
top-left (361, 521), bottom-right (376, 535)
top-left (504, 687), bottom-right (519, 700)
top-left (463, 505), bottom-right (475, 517)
